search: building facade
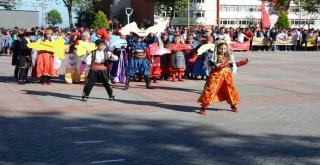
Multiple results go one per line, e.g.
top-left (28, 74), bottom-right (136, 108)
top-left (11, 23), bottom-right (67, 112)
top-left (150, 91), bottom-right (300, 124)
top-left (153, 0), bottom-right (319, 29)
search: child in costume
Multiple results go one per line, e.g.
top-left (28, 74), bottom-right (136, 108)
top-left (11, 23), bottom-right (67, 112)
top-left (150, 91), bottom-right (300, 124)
top-left (65, 45), bottom-right (81, 84)
top-left (110, 35), bottom-right (128, 84)
top-left (124, 34), bottom-right (153, 90)
top-left (168, 35), bottom-right (186, 82)
top-left (79, 30), bottom-right (93, 83)
top-left (31, 28), bottom-right (59, 85)
top-left (17, 32), bottom-right (35, 84)
top-left (197, 40), bottom-right (249, 115)
top-left (81, 39), bottom-right (118, 101)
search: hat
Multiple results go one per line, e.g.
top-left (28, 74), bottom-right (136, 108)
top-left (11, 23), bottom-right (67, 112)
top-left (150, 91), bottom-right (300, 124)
top-left (215, 39), bottom-right (227, 46)
top-left (162, 32), bottom-right (168, 37)
top-left (205, 29), bottom-right (212, 33)
top-left (174, 34), bottom-right (181, 38)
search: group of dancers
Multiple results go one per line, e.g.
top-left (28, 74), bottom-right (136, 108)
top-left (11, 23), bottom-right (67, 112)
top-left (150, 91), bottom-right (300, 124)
top-left (11, 27), bottom-right (249, 115)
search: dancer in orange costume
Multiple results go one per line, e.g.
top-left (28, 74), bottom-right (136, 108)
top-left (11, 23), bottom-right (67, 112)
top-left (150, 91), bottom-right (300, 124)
top-left (197, 40), bottom-right (249, 115)
top-left (31, 29), bottom-right (59, 85)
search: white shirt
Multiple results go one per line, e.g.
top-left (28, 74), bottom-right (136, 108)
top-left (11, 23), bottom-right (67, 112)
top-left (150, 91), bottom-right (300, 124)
top-left (236, 33), bottom-right (246, 43)
top-left (94, 50), bottom-right (105, 63)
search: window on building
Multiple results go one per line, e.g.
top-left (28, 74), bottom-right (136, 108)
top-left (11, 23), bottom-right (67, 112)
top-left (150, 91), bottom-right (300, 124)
top-left (291, 19), bottom-right (316, 25)
top-left (239, 5), bottom-right (258, 12)
top-left (192, 10), bottom-right (205, 18)
top-left (239, 19), bottom-right (250, 25)
top-left (249, 6), bottom-right (256, 12)
top-left (221, 5), bottom-right (228, 12)
top-left (257, 19), bottom-right (261, 25)
top-left (191, 0), bottom-right (205, 3)
top-left (230, 6), bottom-right (237, 12)
top-left (290, 6), bottom-right (300, 13)
top-left (240, 6), bottom-right (247, 12)
top-left (162, 12), bottom-right (166, 17)
top-left (220, 5), bottom-right (237, 12)
top-left (220, 18), bottom-right (237, 25)
top-left (309, 19), bottom-right (315, 25)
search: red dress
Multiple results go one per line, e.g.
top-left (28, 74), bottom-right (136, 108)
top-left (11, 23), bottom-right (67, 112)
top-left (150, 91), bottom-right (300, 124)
top-left (32, 51), bottom-right (58, 78)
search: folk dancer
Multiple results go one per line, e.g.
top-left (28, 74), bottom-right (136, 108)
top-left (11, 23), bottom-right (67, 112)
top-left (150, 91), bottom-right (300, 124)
top-left (81, 39), bottom-right (118, 101)
top-left (197, 40), bottom-right (249, 115)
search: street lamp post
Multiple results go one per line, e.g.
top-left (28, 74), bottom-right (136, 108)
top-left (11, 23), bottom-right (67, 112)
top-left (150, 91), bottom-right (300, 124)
top-left (125, 7), bottom-right (133, 25)
top-left (187, 0), bottom-right (190, 29)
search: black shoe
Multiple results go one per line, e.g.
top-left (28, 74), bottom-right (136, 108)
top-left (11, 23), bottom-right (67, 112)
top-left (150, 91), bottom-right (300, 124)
top-left (146, 84), bottom-right (153, 89)
top-left (81, 96), bottom-right (88, 102)
top-left (109, 95), bottom-right (115, 100)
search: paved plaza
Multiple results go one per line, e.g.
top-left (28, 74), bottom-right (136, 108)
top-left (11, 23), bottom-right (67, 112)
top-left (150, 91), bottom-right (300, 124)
top-left (0, 51), bottom-right (320, 165)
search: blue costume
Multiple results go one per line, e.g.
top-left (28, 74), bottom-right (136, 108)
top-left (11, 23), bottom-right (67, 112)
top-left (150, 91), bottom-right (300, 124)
top-left (124, 36), bottom-right (152, 90)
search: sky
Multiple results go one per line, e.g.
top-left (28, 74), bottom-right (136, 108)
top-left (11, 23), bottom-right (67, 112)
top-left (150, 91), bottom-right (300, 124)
top-left (15, 0), bottom-right (71, 27)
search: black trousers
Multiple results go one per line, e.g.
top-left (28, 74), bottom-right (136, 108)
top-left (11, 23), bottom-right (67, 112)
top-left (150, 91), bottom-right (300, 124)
top-left (17, 67), bottom-right (29, 84)
top-left (82, 69), bottom-right (114, 98)
top-left (14, 66), bottom-right (19, 80)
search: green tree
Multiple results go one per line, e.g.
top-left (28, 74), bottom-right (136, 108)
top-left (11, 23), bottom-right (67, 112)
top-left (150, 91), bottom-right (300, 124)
top-left (0, 0), bottom-right (20, 10)
top-left (47, 9), bottom-right (63, 26)
top-left (91, 10), bottom-right (109, 29)
top-left (274, 11), bottom-right (290, 29)
top-left (74, 0), bottom-right (95, 27)
top-left (153, 0), bottom-right (189, 26)
top-left (296, 0), bottom-right (320, 14)
top-left (263, 0), bottom-right (320, 13)
top-left (61, 0), bottom-right (85, 28)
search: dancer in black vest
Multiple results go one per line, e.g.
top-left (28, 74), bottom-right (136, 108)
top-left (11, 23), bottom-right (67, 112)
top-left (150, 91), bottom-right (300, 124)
top-left (81, 39), bottom-right (118, 101)
top-left (17, 32), bottom-right (35, 84)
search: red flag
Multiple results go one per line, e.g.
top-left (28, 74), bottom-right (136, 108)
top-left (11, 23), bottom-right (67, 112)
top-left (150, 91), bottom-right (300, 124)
top-left (261, 1), bottom-right (271, 28)
top-left (148, 43), bottom-right (171, 55)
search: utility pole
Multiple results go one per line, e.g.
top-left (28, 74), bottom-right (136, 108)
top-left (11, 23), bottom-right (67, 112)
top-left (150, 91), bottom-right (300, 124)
top-left (187, 0), bottom-right (190, 29)
top-left (217, 0), bottom-right (220, 27)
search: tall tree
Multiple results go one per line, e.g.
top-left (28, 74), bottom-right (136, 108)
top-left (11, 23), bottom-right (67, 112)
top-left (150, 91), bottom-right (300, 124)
top-left (0, 0), bottom-right (21, 10)
top-left (74, 0), bottom-right (95, 27)
top-left (264, 0), bottom-right (320, 13)
top-left (275, 11), bottom-right (290, 29)
top-left (61, 0), bottom-right (84, 28)
top-left (47, 9), bottom-right (63, 26)
top-left (295, 0), bottom-right (320, 14)
top-left (153, 0), bottom-right (189, 26)
top-left (91, 10), bottom-right (109, 29)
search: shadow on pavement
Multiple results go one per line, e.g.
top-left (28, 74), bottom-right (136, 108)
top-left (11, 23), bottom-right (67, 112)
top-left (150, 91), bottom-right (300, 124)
top-left (136, 85), bottom-right (203, 94)
top-left (0, 113), bottom-right (319, 165)
top-left (21, 90), bottom-right (107, 101)
top-left (115, 99), bottom-right (227, 113)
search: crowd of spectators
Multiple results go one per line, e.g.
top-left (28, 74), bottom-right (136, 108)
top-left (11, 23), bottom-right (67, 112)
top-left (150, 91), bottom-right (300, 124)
top-left (1, 25), bottom-right (319, 56)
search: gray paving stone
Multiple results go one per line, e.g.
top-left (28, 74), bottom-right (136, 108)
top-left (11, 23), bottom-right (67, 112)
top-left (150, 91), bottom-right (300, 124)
top-left (1, 52), bottom-right (320, 165)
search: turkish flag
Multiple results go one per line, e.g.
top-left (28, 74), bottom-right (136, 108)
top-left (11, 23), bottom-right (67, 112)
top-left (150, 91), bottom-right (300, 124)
top-left (261, 1), bottom-right (270, 28)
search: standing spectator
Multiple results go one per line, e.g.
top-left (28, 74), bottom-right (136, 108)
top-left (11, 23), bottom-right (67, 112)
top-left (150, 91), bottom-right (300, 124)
top-left (269, 28), bottom-right (278, 51)
top-left (245, 28), bottom-right (253, 40)
top-left (236, 29), bottom-right (250, 43)
top-left (0, 32), bottom-right (4, 55)
top-left (300, 29), bottom-right (308, 51)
